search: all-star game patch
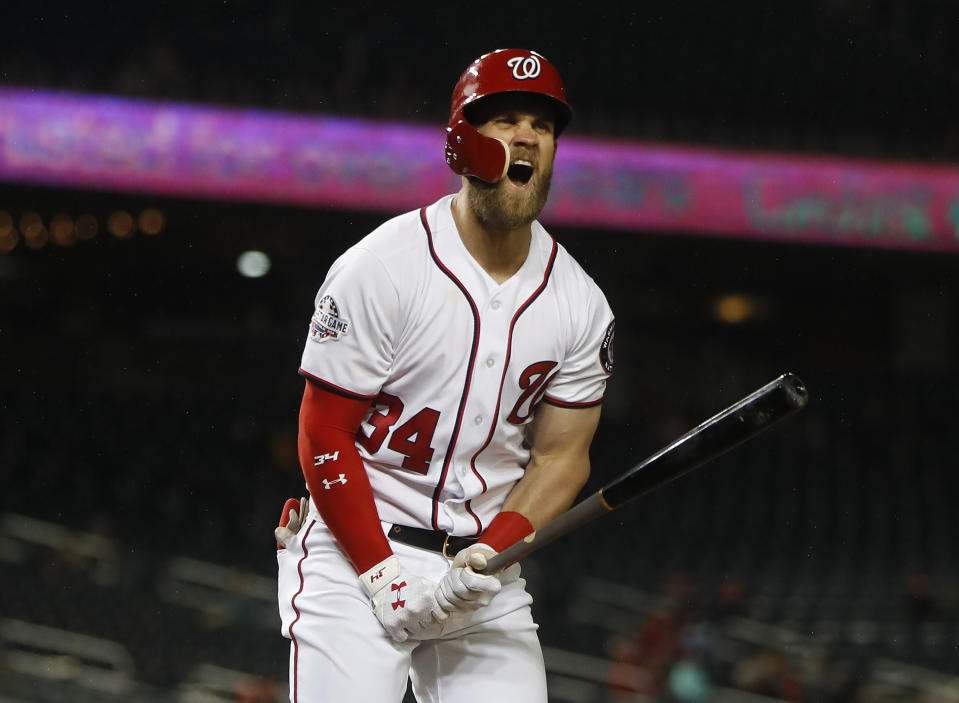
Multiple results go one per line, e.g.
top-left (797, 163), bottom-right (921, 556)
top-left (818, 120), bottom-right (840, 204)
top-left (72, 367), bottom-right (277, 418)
top-left (599, 319), bottom-right (615, 374)
top-left (310, 295), bottom-right (351, 342)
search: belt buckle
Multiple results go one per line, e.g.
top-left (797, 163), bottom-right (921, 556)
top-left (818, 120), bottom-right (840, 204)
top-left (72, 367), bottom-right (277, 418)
top-left (442, 534), bottom-right (454, 559)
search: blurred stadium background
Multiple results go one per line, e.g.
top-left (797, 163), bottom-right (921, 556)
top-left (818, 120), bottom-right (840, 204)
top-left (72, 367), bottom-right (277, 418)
top-left (2, 2), bottom-right (958, 702)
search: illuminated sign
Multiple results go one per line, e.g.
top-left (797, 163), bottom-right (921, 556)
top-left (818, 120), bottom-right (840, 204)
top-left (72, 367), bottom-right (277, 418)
top-left (1, 88), bottom-right (958, 252)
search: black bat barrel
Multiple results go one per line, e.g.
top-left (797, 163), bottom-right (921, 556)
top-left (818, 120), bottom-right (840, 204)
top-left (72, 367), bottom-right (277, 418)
top-left (480, 373), bottom-right (808, 574)
top-left (602, 372), bottom-right (807, 508)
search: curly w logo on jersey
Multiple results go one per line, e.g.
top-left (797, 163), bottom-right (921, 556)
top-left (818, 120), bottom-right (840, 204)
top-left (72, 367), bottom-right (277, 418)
top-left (310, 295), bottom-right (351, 342)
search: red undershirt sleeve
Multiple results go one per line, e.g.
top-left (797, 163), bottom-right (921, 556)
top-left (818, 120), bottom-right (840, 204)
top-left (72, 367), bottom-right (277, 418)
top-left (298, 379), bottom-right (393, 574)
top-left (480, 511), bottom-right (535, 553)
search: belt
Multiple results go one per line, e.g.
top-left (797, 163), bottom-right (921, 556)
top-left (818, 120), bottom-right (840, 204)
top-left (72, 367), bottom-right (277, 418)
top-left (387, 524), bottom-right (478, 559)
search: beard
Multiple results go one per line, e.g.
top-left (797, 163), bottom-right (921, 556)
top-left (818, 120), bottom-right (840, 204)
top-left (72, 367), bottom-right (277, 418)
top-left (465, 160), bottom-right (553, 231)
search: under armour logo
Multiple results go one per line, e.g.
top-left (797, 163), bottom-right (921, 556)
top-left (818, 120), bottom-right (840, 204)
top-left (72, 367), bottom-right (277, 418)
top-left (391, 581), bottom-right (407, 610)
top-left (507, 54), bottom-right (541, 81)
top-left (322, 474), bottom-right (348, 489)
top-left (314, 451), bottom-right (340, 466)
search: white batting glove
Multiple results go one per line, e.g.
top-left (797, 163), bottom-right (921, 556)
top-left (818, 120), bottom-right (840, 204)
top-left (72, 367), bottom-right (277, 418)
top-left (275, 496), bottom-right (309, 549)
top-left (434, 544), bottom-right (518, 613)
top-left (359, 555), bottom-right (448, 642)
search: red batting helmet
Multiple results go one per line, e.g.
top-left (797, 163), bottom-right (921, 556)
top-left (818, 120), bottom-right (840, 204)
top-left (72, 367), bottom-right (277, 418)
top-left (445, 49), bottom-right (573, 183)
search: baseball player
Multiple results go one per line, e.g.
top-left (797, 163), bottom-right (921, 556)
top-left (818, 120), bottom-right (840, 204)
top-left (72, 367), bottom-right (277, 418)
top-left (275, 48), bottom-right (616, 703)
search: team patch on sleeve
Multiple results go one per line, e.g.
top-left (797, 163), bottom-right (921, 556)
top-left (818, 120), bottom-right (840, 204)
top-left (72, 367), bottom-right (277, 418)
top-left (599, 319), bottom-right (615, 374)
top-left (309, 295), bottom-right (351, 343)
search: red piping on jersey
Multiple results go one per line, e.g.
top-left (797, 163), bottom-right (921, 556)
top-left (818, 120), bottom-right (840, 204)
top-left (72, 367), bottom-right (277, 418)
top-left (298, 368), bottom-right (378, 402)
top-left (420, 206), bottom-right (481, 531)
top-left (464, 500), bottom-right (482, 534)
top-left (288, 518), bottom-right (317, 703)
top-left (543, 394), bottom-right (604, 408)
top-left (465, 237), bottom-right (559, 534)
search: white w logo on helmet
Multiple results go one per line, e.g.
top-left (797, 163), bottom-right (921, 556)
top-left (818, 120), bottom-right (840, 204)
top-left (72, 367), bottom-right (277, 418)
top-left (506, 54), bottom-right (541, 80)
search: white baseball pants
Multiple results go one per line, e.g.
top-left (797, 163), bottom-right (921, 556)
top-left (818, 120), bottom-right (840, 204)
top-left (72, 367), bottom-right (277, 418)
top-left (277, 512), bottom-right (547, 703)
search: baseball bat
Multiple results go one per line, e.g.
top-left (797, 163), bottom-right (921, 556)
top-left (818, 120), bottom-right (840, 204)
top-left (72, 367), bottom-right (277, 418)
top-left (479, 372), bottom-right (808, 574)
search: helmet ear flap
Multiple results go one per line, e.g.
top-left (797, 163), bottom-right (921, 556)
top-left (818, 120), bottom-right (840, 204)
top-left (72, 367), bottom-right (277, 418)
top-left (445, 120), bottom-right (510, 183)
top-left (446, 49), bottom-right (570, 181)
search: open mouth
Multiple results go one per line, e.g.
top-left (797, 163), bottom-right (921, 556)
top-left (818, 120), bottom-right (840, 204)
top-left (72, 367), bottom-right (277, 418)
top-left (507, 160), bottom-right (534, 186)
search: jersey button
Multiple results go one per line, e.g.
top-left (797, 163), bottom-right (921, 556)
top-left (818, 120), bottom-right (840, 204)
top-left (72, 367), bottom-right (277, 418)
top-left (473, 415), bottom-right (483, 425)
top-left (490, 300), bottom-right (501, 310)
top-left (486, 358), bottom-right (495, 368)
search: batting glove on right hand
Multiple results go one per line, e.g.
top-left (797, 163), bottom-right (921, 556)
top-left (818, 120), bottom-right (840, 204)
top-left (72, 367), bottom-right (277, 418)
top-left (359, 555), bottom-right (448, 643)
top-left (434, 544), bottom-right (520, 613)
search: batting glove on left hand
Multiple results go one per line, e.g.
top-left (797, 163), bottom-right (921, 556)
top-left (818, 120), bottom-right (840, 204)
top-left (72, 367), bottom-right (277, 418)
top-left (360, 555), bottom-right (449, 643)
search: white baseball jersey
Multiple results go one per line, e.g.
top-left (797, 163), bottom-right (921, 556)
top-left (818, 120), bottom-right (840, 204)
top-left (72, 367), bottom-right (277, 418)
top-left (299, 194), bottom-right (615, 537)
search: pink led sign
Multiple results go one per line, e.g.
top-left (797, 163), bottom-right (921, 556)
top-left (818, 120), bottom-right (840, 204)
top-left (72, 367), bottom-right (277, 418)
top-left (1, 87), bottom-right (958, 252)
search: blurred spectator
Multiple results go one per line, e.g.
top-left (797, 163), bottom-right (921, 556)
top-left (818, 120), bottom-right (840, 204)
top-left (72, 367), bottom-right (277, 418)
top-left (666, 657), bottom-right (712, 702)
top-left (607, 576), bottom-right (699, 700)
top-left (732, 647), bottom-right (802, 702)
top-left (607, 603), bottom-right (686, 699)
top-left (235, 675), bottom-right (278, 702)
top-left (713, 576), bottom-right (748, 619)
top-left (903, 571), bottom-right (938, 621)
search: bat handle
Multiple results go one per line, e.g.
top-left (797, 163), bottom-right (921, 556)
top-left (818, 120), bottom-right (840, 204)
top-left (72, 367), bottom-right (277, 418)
top-left (479, 493), bottom-right (610, 574)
